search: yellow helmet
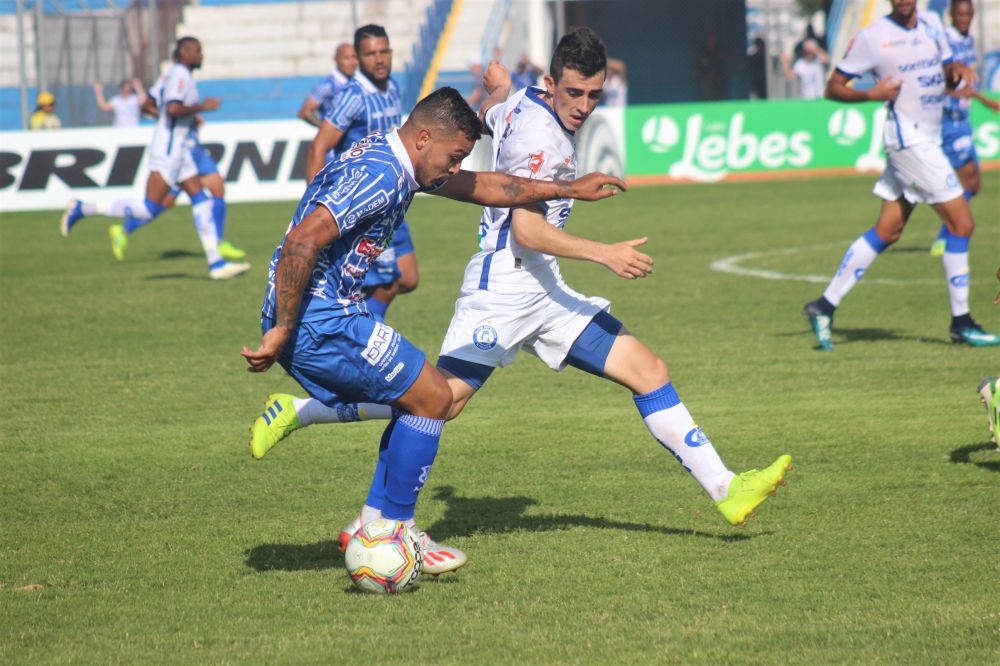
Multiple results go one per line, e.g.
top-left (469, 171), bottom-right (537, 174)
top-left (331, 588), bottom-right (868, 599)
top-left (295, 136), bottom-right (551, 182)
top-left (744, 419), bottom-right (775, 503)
top-left (36, 91), bottom-right (55, 106)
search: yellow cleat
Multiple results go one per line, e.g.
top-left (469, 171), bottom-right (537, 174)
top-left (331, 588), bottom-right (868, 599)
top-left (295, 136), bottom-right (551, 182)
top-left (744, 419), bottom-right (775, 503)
top-left (218, 240), bottom-right (247, 260)
top-left (108, 224), bottom-right (127, 261)
top-left (248, 393), bottom-right (301, 459)
top-left (716, 455), bottom-right (792, 527)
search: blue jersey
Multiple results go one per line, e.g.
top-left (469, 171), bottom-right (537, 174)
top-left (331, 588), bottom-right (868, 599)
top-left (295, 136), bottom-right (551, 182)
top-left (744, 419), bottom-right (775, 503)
top-left (324, 71), bottom-right (402, 155)
top-left (309, 68), bottom-right (351, 121)
top-left (262, 130), bottom-right (426, 322)
top-left (942, 25), bottom-right (976, 136)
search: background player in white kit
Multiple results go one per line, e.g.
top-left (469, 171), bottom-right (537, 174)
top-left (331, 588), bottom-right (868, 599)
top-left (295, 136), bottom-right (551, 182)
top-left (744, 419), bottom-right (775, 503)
top-left (802, 0), bottom-right (998, 349)
top-left (251, 29), bottom-right (793, 539)
top-left (61, 37), bottom-right (249, 280)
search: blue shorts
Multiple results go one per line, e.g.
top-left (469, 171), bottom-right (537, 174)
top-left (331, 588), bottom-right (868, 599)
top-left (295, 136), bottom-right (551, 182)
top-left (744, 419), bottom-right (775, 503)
top-left (262, 314), bottom-right (425, 407)
top-left (364, 218), bottom-right (416, 289)
top-left (191, 142), bottom-right (220, 177)
top-left (941, 130), bottom-right (978, 171)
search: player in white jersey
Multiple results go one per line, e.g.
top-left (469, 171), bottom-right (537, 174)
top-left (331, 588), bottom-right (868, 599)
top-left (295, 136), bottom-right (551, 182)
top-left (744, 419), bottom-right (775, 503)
top-left (802, 0), bottom-right (999, 348)
top-left (250, 29), bottom-right (793, 536)
top-left (60, 37), bottom-right (249, 280)
top-left (929, 0), bottom-right (999, 256)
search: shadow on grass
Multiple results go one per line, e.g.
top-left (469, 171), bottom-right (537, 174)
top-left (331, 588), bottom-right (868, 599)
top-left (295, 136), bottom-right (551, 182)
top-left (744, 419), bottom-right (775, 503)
top-left (949, 443), bottom-right (1000, 472)
top-left (424, 486), bottom-right (754, 543)
top-left (158, 249), bottom-right (203, 260)
top-left (245, 540), bottom-right (344, 572)
top-left (779, 326), bottom-right (949, 347)
top-left (142, 273), bottom-right (202, 281)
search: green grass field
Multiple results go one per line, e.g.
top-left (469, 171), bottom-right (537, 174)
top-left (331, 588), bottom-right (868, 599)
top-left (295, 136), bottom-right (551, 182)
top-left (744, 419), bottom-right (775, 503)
top-left (2, 174), bottom-right (998, 663)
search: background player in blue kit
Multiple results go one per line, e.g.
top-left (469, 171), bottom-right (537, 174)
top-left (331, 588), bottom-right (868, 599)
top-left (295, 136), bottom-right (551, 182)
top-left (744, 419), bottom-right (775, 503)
top-left (298, 43), bottom-right (358, 128)
top-left (306, 24), bottom-right (417, 321)
top-left (241, 86), bottom-right (626, 575)
top-left (929, 0), bottom-right (999, 257)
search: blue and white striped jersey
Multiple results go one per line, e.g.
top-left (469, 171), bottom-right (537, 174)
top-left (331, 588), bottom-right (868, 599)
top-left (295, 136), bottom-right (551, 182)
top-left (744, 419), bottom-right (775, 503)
top-left (261, 130), bottom-right (422, 322)
top-left (836, 11), bottom-right (953, 150)
top-left (323, 71), bottom-right (402, 155)
top-left (942, 25), bottom-right (976, 135)
top-left (308, 68), bottom-right (351, 122)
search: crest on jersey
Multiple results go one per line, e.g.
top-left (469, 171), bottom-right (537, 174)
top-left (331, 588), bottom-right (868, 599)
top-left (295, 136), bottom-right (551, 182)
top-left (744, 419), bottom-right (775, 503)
top-left (472, 325), bottom-right (498, 351)
top-left (528, 151), bottom-right (545, 176)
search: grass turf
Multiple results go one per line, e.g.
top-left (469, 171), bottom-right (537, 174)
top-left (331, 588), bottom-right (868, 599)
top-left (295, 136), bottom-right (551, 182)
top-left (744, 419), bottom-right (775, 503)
top-left (1, 173), bottom-right (998, 663)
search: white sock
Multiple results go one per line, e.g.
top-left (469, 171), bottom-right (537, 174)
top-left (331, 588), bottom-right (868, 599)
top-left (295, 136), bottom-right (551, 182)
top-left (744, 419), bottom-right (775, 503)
top-left (97, 199), bottom-right (152, 219)
top-left (942, 250), bottom-right (970, 317)
top-left (822, 231), bottom-right (884, 306)
top-left (292, 398), bottom-right (392, 426)
top-left (191, 197), bottom-right (222, 266)
top-left (642, 404), bottom-right (734, 501)
top-left (360, 504), bottom-right (382, 525)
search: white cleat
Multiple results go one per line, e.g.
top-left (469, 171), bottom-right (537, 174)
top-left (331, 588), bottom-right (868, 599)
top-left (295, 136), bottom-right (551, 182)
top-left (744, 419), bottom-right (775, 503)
top-left (338, 514), bottom-right (468, 576)
top-left (209, 261), bottom-right (251, 280)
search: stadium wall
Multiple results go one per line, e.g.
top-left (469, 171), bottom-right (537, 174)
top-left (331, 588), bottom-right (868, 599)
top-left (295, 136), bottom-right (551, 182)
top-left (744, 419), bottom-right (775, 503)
top-left (3, 97), bottom-right (998, 212)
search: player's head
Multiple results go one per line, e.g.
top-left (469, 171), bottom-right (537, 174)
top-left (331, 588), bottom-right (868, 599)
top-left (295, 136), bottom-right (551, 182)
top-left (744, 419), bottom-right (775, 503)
top-left (120, 80), bottom-right (134, 95)
top-left (888, 0), bottom-right (917, 21)
top-left (174, 36), bottom-right (203, 70)
top-left (950, 0), bottom-right (974, 33)
top-left (544, 27), bottom-right (607, 132)
top-left (404, 87), bottom-right (481, 187)
top-left (354, 24), bottom-right (392, 85)
top-left (334, 42), bottom-right (358, 78)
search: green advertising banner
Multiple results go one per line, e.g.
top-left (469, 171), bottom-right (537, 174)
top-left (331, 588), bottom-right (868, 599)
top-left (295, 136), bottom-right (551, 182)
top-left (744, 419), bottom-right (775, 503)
top-left (626, 96), bottom-right (1000, 181)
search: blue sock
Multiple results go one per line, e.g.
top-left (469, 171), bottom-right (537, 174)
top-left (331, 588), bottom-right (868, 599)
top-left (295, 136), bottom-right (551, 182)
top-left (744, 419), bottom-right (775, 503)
top-left (364, 417), bottom-right (397, 511)
top-left (124, 198), bottom-right (165, 235)
top-left (963, 190), bottom-right (974, 201)
top-left (934, 224), bottom-right (949, 243)
top-left (366, 296), bottom-right (389, 321)
top-left (379, 414), bottom-right (444, 521)
top-left (212, 197), bottom-right (227, 239)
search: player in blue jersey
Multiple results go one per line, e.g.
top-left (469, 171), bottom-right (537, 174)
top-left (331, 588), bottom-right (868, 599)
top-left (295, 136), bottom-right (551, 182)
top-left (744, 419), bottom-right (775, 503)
top-left (248, 32), bottom-right (792, 547)
top-left (298, 43), bottom-right (358, 128)
top-left (241, 86), bottom-right (626, 575)
top-left (306, 25), bottom-right (416, 322)
top-left (60, 37), bottom-right (249, 279)
top-left (929, 0), bottom-right (999, 257)
top-left (803, 0), bottom-right (999, 349)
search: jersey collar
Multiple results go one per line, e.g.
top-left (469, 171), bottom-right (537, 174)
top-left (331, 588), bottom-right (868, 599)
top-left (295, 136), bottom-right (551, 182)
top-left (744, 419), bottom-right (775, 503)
top-left (331, 68), bottom-right (349, 87)
top-left (385, 130), bottom-right (419, 192)
top-left (354, 70), bottom-right (393, 95)
top-left (524, 86), bottom-right (575, 136)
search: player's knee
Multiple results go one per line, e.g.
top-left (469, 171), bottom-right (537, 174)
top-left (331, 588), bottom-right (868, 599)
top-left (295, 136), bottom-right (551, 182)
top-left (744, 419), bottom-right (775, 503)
top-left (646, 355), bottom-right (669, 387)
top-left (424, 374), bottom-right (453, 420)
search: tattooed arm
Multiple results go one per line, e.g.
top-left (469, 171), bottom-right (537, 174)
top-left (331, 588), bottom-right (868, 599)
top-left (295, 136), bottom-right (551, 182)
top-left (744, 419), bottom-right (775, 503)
top-left (432, 170), bottom-right (626, 207)
top-left (242, 204), bottom-right (341, 372)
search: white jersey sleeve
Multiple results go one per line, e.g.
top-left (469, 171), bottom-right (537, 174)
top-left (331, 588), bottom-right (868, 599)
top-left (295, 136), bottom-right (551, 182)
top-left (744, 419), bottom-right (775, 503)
top-left (836, 29), bottom-right (877, 79)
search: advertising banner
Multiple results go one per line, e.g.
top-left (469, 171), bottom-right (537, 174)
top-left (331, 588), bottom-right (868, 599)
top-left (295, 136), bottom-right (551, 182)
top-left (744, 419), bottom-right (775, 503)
top-left (627, 97), bottom-right (1000, 183)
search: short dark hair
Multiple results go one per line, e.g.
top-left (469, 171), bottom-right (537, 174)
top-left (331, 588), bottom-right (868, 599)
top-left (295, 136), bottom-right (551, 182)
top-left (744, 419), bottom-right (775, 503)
top-left (549, 27), bottom-right (607, 82)
top-left (173, 36), bottom-right (199, 59)
top-left (354, 24), bottom-right (389, 53)
top-left (411, 87), bottom-right (482, 142)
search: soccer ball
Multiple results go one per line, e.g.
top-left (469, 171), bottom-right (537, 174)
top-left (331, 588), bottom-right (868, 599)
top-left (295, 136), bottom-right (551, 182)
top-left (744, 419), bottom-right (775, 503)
top-left (344, 518), bottom-right (423, 594)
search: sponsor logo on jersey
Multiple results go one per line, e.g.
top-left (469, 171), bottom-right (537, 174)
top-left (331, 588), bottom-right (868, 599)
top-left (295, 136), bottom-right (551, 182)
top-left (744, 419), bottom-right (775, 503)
top-left (356, 236), bottom-right (385, 259)
top-left (684, 426), bottom-right (710, 448)
top-left (473, 325), bottom-right (499, 351)
top-left (528, 151), bottom-right (545, 175)
top-left (362, 321), bottom-right (394, 366)
top-left (385, 362), bottom-right (405, 382)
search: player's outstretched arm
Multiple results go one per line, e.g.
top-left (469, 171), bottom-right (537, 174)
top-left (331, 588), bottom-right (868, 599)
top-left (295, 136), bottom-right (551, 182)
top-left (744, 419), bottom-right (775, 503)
top-left (92, 82), bottom-right (113, 111)
top-left (478, 61), bottom-right (512, 120)
top-left (241, 205), bottom-right (341, 372)
top-left (166, 97), bottom-right (219, 118)
top-left (305, 121), bottom-right (346, 182)
top-left (825, 71), bottom-right (900, 103)
top-left (433, 170), bottom-right (626, 207)
top-left (510, 206), bottom-right (652, 279)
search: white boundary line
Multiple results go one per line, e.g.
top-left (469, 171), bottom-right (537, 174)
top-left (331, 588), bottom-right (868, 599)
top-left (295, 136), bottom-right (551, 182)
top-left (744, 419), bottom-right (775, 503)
top-left (710, 243), bottom-right (940, 286)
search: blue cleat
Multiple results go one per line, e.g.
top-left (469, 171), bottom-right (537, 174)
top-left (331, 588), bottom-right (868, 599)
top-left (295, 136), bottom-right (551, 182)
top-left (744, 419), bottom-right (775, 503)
top-left (803, 299), bottom-right (834, 351)
top-left (60, 200), bottom-right (84, 237)
top-left (951, 320), bottom-right (1000, 347)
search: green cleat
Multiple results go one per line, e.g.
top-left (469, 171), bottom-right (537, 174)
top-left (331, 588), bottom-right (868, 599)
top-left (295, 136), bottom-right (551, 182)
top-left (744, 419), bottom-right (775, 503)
top-left (249, 393), bottom-right (301, 459)
top-left (716, 454), bottom-right (793, 527)
top-left (978, 377), bottom-right (999, 447)
top-left (929, 239), bottom-right (946, 257)
top-left (108, 224), bottom-right (127, 261)
top-left (219, 240), bottom-right (247, 260)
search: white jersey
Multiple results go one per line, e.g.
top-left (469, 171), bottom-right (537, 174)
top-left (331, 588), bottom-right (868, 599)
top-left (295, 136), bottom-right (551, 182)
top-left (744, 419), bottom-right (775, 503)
top-left (150, 63), bottom-right (199, 156)
top-left (792, 58), bottom-right (826, 99)
top-left (108, 94), bottom-right (141, 126)
top-left (836, 11), bottom-right (953, 150)
top-left (463, 86), bottom-right (577, 294)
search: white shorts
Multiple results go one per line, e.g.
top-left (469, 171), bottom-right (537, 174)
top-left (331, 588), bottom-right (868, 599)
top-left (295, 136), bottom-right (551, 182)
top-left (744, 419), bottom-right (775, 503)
top-left (438, 283), bottom-right (610, 371)
top-left (147, 136), bottom-right (198, 187)
top-left (873, 142), bottom-right (963, 205)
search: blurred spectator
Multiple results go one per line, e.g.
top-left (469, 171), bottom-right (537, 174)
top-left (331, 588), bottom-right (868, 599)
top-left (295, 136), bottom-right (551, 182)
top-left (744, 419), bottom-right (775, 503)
top-left (466, 57), bottom-right (487, 108)
top-left (748, 35), bottom-right (768, 100)
top-left (695, 31), bottom-right (730, 100)
top-left (30, 91), bottom-right (61, 130)
top-left (511, 53), bottom-right (543, 90)
top-left (93, 79), bottom-right (146, 126)
top-left (602, 58), bottom-right (627, 107)
top-left (781, 39), bottom-right (829, 99)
